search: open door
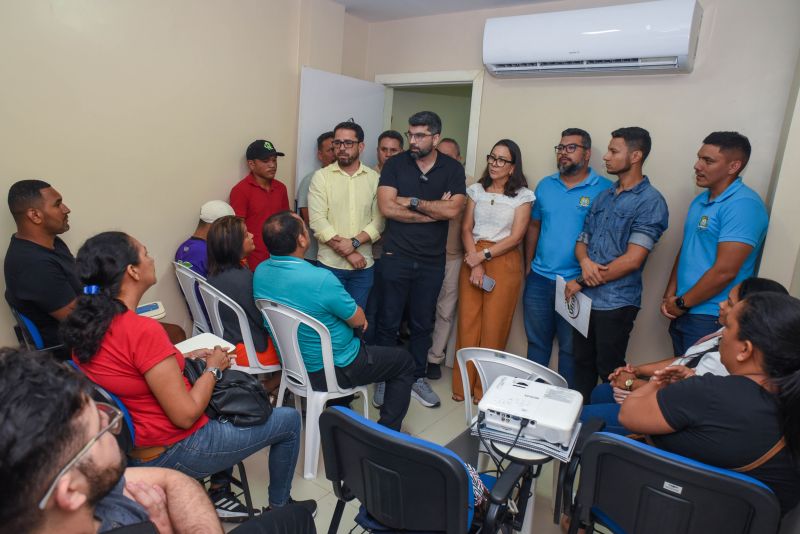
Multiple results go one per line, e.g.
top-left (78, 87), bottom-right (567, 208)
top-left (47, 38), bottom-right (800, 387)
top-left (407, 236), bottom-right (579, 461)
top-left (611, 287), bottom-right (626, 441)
top-left (296, 67), bottom-right (386, 187)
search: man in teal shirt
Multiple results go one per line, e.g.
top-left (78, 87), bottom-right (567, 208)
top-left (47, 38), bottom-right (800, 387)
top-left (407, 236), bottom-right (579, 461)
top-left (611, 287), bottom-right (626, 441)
top-left (253, 211), bottom-right (414, 430)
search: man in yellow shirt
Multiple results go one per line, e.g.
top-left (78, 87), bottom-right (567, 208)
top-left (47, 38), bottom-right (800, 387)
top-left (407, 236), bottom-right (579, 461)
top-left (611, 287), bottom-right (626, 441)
top-left (308, 121), bottom-right (384, 308)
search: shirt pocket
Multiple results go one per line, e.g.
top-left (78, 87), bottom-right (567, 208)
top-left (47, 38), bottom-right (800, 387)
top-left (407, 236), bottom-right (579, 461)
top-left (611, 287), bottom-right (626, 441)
top-left (612, 206), bottom-right (636, 237)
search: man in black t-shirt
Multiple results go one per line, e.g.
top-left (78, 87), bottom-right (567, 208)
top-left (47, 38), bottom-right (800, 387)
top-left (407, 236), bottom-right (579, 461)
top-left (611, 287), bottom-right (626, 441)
top-left (376, 111), bottom-right (467, 408)
top-left (4, 180), bottom-right (79, 355)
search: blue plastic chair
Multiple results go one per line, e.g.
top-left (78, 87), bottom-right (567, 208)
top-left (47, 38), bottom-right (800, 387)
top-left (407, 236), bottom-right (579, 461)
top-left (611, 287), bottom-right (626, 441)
top-left (11, 308), bottom-right (64, 353)
top-left (565, 432), bottom-right (783, 534)
top-left (319, 406), bottom-right (529, 534)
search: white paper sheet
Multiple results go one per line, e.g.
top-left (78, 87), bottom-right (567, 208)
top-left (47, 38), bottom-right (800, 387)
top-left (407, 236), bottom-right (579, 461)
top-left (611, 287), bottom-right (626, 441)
top-left (555, 275), bottom-right (591, 338)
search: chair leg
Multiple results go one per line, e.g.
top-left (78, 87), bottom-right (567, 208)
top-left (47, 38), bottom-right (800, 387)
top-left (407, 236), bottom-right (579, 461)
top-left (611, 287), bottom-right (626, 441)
top-left (236, 462), bottom-right (255, 519)
top-left (327, 499), bottom-right (346, 534)
top-left (276, 378), bottom-right (287, 408)
top-left (360, 388), bottom-right (369, 417)
top-left (302, 395), bottom-right (325, 479)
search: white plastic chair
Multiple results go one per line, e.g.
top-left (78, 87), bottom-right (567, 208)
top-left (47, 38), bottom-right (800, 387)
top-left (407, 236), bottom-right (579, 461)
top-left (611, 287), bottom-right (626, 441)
top-left (457, 346), bottom-right (568, 524)
top-left (456, 346), bottom-right (567, 426)
top-left (196, 279), bottom-right (281, 375)
top-left (173, 261), bottom-right (210, 336)
top-left (256, 298), bottom-right (369, 480)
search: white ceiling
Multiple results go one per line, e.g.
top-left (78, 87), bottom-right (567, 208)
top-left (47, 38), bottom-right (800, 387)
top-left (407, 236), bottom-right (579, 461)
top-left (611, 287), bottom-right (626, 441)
top-left (333, 0), bottom-right (544, 22)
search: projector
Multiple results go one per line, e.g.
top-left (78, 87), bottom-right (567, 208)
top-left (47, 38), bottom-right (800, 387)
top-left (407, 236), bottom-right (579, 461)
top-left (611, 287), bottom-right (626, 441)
top-left (478, 376), bottom-right (583, 447)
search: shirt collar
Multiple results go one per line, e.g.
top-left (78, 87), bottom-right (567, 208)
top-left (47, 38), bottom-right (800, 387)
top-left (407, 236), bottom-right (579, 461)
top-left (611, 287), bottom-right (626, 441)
top-left (403, 150), bottom-right (442, 172)
top-left (331, 161), bottom-right (369, 177)
top-left (702, 177), bottom-right (744, 205)
top-left (613, 176), bottom-right (651, 195)
top-left (268, 254), bottom-right (305, 265)
top-left (550, 167), bottom-right (603, 190)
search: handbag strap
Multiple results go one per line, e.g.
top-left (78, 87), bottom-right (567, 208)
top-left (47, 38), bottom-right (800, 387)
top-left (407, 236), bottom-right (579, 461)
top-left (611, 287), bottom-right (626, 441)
top-left (732, 437), bottom-right (786, 473)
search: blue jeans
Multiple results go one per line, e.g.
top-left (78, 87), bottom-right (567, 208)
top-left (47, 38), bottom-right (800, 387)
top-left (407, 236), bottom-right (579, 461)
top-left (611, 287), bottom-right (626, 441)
top-left (129, 408), bottom-right (301, 507)
top-left (579, 383), bottom-right (627, 435)
top-left (522, 271), bottom-right (575, 386)
top-left (376, 253), bottom-right (445, 378)
top-left (320, 263), bottom-right (374, 309)
top-left (668, 313), bottom-right (720, 356)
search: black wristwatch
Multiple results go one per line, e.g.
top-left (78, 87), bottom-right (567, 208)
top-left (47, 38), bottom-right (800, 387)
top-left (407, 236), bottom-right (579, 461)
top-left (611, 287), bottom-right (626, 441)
top-left (409, 197), bottom-right (420, 211)
top-left (575, 275), bottom-right (587, 288)
top-left (206, 367), bottom-right (223, 382)
top-left (675, 296), bottom-right (690, 312)
top-left (483, 248), bottom-right (492, 261)
top-left (351, 237), bottom-right (361, 249)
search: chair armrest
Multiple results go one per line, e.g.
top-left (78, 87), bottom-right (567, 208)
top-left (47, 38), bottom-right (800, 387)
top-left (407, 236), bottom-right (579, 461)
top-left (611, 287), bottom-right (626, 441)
top-left (489, 461), bottom-right (528, 505)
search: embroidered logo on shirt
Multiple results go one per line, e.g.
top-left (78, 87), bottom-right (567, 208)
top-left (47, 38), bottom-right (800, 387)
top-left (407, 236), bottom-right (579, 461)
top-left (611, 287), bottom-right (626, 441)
top-left (698, 215), bottom-right (709, 230)
top-left (578, 196), bottom-right (590, 208)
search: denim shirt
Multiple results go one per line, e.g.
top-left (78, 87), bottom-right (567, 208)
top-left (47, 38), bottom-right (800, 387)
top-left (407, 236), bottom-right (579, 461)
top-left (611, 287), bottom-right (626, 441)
top-left (578, 177), bottom-right (669, 310)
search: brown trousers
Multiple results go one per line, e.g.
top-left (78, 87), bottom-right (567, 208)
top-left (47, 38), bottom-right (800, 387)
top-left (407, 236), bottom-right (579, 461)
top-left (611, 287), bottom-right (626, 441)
top-left (452, 241), bottom-right (523, 400)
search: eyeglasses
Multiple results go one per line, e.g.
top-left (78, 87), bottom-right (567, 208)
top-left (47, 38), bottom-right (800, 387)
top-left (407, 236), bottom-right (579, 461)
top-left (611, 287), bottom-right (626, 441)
top-left (332, 140), bottom-right (358, 149)
top-left (405, 132), bottom-right (434, 142)
top-left (38, 402), bottom-right (123, 510)
top-left (486, 154), bottom-right (514, 167)
top-left (554, 143), bottom-right (587, 154)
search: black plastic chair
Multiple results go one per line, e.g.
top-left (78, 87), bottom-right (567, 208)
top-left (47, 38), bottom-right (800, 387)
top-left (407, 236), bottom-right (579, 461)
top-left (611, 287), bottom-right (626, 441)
top-left (565, 432), bottom-right (782, 534)
top-left (319, 406), bottom-right (529, 534)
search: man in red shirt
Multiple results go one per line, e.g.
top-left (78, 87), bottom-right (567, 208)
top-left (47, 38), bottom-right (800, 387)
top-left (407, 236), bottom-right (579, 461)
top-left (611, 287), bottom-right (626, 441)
top-left (230, 140), bottom-right (290, 270)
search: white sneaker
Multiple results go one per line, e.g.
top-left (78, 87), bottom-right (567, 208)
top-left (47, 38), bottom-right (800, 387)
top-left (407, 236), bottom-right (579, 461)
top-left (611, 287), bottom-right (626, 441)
top-left (411, 377), bottom-right (441, 408)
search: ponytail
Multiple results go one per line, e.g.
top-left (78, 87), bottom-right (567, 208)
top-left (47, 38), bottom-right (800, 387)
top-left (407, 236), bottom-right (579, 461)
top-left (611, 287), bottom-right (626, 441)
top-left (737, 293), bottom-right (800, 456)
top-left (60, 232), bottom-right (139, 362)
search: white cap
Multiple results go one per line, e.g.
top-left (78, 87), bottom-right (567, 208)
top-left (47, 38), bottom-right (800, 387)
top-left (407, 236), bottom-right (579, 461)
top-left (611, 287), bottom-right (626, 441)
top-left (200, 200), bottom-right (235, 223)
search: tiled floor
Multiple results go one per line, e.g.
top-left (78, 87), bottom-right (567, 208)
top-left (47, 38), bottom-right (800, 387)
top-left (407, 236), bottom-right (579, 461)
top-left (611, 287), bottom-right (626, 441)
top-left (229, 366), bottom-right (563, 534)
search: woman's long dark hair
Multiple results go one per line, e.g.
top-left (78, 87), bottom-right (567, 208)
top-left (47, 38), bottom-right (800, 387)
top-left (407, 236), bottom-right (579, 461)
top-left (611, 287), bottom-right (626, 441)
top-left (478, 139), bottom-right (528, 198)
top-left (737, 292), bottom-right (800, 456)
top-left (207, 216), bottom-right (247, 277)
top-left (60, 231), bottom-right (139, 362)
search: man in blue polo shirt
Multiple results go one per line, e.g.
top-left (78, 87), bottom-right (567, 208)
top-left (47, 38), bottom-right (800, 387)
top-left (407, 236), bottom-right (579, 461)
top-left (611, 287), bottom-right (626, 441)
top-left (564, 127), bottom-right (669, 402)
top-left (253, 211), bottom-right (414, 430)
top-left (661, 131), bottom-right (768, 355)
top-left (523, 128), bottom-right (611, 386)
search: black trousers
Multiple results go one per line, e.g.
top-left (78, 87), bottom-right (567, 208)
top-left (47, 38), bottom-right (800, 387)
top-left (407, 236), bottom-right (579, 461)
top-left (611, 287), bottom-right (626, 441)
top-left (572, 306), bottom-right (639, 403)
top-left (375, 252), bottom-right (445, 378)
top-left (309, 344), bottom-right (415, 431)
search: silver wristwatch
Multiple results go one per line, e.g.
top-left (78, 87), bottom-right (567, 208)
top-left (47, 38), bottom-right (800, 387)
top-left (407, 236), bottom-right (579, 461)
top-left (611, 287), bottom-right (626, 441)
top-left (206, 366), bottom-right (223, 381)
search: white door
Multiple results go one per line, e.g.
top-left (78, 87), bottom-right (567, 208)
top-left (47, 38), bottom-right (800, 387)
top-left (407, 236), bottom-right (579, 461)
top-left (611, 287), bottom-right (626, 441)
top-left (295, 67), bottom-right (386, 192)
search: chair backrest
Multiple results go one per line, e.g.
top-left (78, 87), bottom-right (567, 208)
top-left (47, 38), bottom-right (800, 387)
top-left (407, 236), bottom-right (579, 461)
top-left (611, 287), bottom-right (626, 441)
top-left (66, 360), bottom-right (136, 453)
top-left (196, 279), bottom-right (277, 373)
top-left (572, 432), bottom-right (781, 534)
top-left (11, 308), bottom-right (44, 350)
top-left (255, 298), bottom-right (346, 395)
top-left (319, 407), bottom-right (473, 534)
top-left (173, 262), bottom-right (210, 335)
top-left (456, 347), bottom-right (567, 424)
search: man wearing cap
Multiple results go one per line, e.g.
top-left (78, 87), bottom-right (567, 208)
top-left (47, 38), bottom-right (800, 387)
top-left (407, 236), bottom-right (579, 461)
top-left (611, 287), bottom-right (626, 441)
top-left (230, 140), bottom-right (290, 270)
top-left (175, 200), bottom-right (236, 277)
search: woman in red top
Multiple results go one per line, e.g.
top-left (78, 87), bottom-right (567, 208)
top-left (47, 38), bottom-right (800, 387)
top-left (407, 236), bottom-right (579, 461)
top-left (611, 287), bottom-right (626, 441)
top-left (61, 231), bottom-right (311, 518)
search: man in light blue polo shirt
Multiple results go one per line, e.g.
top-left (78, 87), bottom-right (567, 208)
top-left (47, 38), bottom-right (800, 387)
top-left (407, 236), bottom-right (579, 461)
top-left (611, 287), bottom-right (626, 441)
top-left (253, 211), bottom-right (414, 431)
top-left (523, 128), bottom-right (611, 386)
top-left (661, 131), bottom-right (768, 355)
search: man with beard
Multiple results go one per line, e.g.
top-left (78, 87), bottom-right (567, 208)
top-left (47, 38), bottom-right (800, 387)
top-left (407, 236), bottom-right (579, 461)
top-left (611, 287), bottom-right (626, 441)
top-left (308, 121), bottom-right (384, 308)
top-left (564, 127), bottom-right (669, 402)
top-left (0, 349), bottom-right (316, 534)
top-left (661, 132), bottom-right (768, 355)
top-left (230, 140), bottom-right (290, 270)
top-left (522, 129), bottom-right (611, 387)
top-left (4, 179), bottom-right (79, 357)
top-left (0, 348), bottom-right (222, 533)
top-left (376, 111), bottom-right (467, 409)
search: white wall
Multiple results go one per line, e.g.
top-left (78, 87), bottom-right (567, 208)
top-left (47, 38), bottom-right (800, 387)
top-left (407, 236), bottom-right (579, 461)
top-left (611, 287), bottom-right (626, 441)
top-left (356, 0), bottom-right (800, 363)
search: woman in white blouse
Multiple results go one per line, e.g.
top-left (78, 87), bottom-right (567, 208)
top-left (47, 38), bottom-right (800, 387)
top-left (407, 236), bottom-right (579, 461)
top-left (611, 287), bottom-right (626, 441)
top-left (452, 139), bottom-right (534, 402)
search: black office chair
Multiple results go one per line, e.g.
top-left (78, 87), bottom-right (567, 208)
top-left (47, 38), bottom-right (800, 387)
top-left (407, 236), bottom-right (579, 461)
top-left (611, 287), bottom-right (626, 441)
top-left (320, 406), bottom-right (530, 534)
top-left (564, 432), bottom-right (783, 534)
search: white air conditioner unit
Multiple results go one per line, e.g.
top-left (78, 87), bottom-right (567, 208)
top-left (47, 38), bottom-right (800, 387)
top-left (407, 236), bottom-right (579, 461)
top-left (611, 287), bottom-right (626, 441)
top-left (483, 0), bottom-right (702, 77)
